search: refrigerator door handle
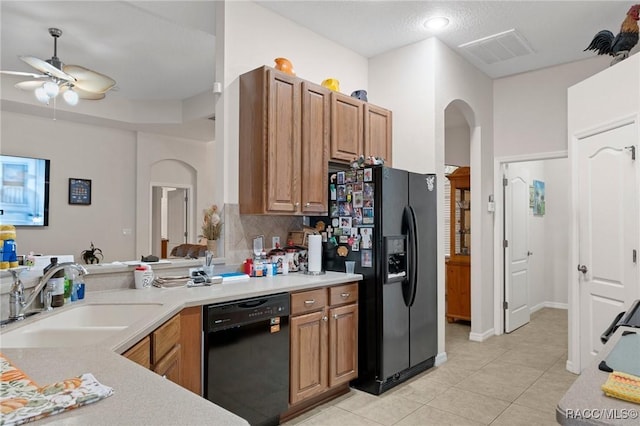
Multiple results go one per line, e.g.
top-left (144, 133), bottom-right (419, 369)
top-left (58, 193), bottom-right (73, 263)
top-left (403, 205), bottom-right (419, 307)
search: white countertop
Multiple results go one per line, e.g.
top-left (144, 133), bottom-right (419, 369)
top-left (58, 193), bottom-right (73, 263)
top-left (556, 326), bottom-right (640, 425)
top-left (0, 271), bottom-right (363, 425)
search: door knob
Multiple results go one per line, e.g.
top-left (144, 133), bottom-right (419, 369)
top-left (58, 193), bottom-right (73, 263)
top-left (527, 251), bottom-right (533, 256)
top-left (577, 264), bottom-right (588, 274)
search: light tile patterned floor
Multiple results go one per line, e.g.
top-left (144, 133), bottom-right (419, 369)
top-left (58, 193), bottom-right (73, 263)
top-left (284, 308), bottom-right (577, 426)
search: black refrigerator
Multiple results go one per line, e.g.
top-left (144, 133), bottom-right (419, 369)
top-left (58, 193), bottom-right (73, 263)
top-left (323, 165), bottom-right (438, 395)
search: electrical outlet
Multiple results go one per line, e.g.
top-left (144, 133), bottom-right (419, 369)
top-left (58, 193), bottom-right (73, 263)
top-left (272, 236), bottom-right (280, 248)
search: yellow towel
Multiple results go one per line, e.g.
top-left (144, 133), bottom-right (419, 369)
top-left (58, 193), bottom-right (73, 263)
top-left (602, 371), bottom-right (640, 405)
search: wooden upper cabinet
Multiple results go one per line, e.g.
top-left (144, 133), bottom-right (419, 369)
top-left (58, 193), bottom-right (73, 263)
top-left (266, 71), bottom-right (301, 213)
top-left (364, 104), bottom-right (392, 165)
top-left (330, 92), bottom-right (364, 163)
top-left (239, 66), bottom-right (328, 215)
top-left (301, 82), bottom-right (330, 214)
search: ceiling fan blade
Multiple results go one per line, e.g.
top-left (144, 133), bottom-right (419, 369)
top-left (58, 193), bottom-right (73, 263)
top-left (20, 56), bottom-right (76, 82)
top-left (15, 80), bottom-right (45, 91)
top-left (60, 85), bottom-right (106, 100)
top-left (63, 64), bottom-right (115, 94)
top-left (1, 70), bottom-right (48, 79)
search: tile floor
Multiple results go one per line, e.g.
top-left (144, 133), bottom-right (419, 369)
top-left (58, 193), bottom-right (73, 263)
top-left (284, 308), bottom-right (577, 425)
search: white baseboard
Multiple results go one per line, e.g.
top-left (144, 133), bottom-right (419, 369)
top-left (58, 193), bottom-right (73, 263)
top-left (544, 301), bottom-right (568, 310)
top-left (530, 301), bottom-right (568, 314)
top-left (435, 352), bottom-right (447, 366)
top-left (565, 359), bottom-right (580, 374)
top-left (469, 328), bottom-right (495, 342)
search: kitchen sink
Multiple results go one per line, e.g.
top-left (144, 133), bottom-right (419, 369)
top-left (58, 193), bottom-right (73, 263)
top-left (0, 303), bottom-right (163, 348)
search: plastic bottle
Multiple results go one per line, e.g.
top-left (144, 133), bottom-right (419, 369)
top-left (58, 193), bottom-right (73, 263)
top-left (44, 257), bottom-right (65, 307)
top-left (64, 267), bottom-right (74, 303)
top-left (0, 225), bottom-right (17, 269)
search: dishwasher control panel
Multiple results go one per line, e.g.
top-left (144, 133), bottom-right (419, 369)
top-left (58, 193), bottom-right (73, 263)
top-left (205, 292), bottom-right (290, 332)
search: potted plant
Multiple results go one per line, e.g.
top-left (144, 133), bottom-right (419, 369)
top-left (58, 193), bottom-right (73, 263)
top-left (201, 204), bottom-right (223, 256)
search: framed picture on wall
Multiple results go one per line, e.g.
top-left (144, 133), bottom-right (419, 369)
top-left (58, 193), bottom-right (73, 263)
top-left (69, 178), bottom-right (92, 205)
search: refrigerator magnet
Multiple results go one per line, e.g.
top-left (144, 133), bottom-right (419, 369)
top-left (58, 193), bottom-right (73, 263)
top-left (357, 169), bottom-right (364, 182)
top-left (353, 191), bottom-right (363, 208)
top-left (353, 208), bottom-right (363, 226)
top-left (340, 217), bottom-right (352, 228)
top-left (337, 185), bottom-right (346, 201)
top-left (330, 184), bottom-right (336, 200)
top-left (364, 168), bottom-right (373, 182)
top-left (361, 250), bottom-right (372, 267)
top-left (352, 240), bottom-right (360, 251)
top-left (339, 235), bottom-right (349, 243)
top-left (337, 171), bottom-right (345, 184)
top-left (345, 170), bottom-right (356, 183)
top-left (330, 202), bottom-right (339, 217)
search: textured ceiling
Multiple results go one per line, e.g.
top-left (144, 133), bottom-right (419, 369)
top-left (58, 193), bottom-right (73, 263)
top-left (256, 0), bottom-right (633, 79)
top-left (0, 1), bottom-right (216, 101)
top-left (1, 1), bottom-right (637, 103)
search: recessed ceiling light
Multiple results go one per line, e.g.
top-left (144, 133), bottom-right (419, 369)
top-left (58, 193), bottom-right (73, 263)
top-left (424, 16), bottom-right (450, 30)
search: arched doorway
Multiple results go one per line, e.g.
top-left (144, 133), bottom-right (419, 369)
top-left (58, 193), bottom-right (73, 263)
top-left (444, 102), bottom-right (472, 342)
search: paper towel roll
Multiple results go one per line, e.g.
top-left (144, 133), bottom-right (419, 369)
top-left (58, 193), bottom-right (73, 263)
top-left (308, 234), bottom-right (322, 272)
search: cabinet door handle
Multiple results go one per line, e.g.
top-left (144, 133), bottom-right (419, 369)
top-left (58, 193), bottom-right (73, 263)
top-left (333, 314), bottom-right (339, 319)
top-left (295, 202), bottom-right (300, 207)
top-left (322, 316), bottom-right (328, 322)
top-left (305, 202), bottom-right (310, 207)
top-left (340, 292), bottom-right (350, 298)
top-left (304, 300), bottom-right (315, 306)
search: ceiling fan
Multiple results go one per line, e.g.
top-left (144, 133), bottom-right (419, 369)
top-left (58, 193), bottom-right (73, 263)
top-left (1, 27), bottom-right (116, 106)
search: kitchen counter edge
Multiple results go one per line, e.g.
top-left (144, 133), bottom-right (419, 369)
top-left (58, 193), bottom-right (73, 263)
top-left (0, 271), bottom-right (363, 426)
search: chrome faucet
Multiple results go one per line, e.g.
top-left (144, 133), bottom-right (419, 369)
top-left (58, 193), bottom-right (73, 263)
top-left (8, 262), bottom-right (88, 321)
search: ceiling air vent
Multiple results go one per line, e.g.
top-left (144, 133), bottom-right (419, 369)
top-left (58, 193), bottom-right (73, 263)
top-left (458, 29), bottom-right (534, 65)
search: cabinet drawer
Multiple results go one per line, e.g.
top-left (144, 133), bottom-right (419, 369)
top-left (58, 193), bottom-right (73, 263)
top-left (329, 283), bottom-right (358, 306)
top-left (123, 335), bottom-right (151, 369)
top-left (152, 314), bottom-right (181, 363)
top-left (291, 289), bottom-right (327, 315)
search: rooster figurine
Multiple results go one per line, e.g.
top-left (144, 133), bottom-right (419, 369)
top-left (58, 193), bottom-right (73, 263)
top-left (585, 4), bottom-right (640, 65)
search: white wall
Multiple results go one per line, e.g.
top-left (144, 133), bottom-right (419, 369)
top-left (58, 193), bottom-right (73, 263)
top-left (445, 124), bottom-right (470, 167)
top-left (433, 39), bottom-right (495, 342)
top-left (218, 1), bottom-right (369, 205)
top-left (545, 158), bottom-right (569, 305)
top-left (135, 132), bottom-right (214, 257)
top-left (494, 57), bottom-right (607, 158)
top-left (0, 111), bottom-right (213, 262)
top-left (369, 37), bottom-right (495, 351)
top-left (1, 111), bottom-right (137, 261)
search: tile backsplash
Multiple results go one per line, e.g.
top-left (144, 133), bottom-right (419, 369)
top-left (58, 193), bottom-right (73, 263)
top-left (223, 204), bottom-right (303, 265)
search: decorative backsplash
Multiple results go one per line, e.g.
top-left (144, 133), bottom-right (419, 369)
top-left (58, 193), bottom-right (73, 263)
top-left (223, 204), bottom-right (303, 265)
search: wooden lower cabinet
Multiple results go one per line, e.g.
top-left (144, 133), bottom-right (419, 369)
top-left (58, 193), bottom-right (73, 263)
top-left (290, 310), bottom-right (327, 404)
top-left (123, 307), bottom-right (201, 395)
top-left (287, 283), bottom-right (358, 416)
top-left (328, 303), bottom-right (358, 387)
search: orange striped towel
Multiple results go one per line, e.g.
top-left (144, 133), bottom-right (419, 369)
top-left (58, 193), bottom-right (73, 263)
top-left (0, 352), bottom-right (113, 425)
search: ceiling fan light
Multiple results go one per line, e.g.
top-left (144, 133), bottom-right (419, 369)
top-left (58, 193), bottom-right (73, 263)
top-left (43, 81), bottom-right (59, 98)
top-left (35, 87), bottom-right (50, 104)
top-left (63, 88), bottom-right (79, 106)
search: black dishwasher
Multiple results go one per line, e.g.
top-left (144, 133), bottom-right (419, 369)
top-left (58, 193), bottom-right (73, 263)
top-left (203, 293), bottom-right (290, 426)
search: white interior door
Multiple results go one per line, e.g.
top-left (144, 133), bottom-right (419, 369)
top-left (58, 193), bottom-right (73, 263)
top-left (167, 188), bottom-right (188, 253)
top-left (578, 122), bottom-right (639, 368)
top-left (504, 164), bottom-right (531, 333)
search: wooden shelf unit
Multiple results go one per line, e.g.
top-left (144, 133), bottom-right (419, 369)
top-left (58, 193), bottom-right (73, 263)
top-left (446, 166), bottom-right (471, 323)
